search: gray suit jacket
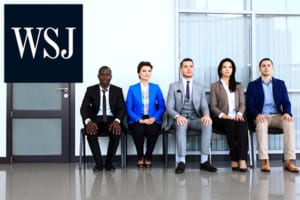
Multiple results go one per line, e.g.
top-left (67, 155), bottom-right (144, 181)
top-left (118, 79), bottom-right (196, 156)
top-left (210, 80), bottom-right (245, 118)
top-left (165, 80), bottom-right (210, 130)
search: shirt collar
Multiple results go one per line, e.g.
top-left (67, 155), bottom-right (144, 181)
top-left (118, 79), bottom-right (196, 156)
top-left (261, 77), bottom-right (272, 84)
top-left (99, 85), bottom-right (110, 91)
top-left (182, 78), bottom-right (192, 84)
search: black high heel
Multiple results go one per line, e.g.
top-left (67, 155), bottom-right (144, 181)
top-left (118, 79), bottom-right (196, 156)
top-left (144, 160), bottom-right (152, 168)
top-left (145, 163), bottom-right (152, 168)
top-left (232, 167), bottom-right (239, 171)
top-left (137, 163), bottom-right (144, 168)
top-left (239, 168), bottom-right (248, 172)
top-left (137, 159), bottom-right (144, 168)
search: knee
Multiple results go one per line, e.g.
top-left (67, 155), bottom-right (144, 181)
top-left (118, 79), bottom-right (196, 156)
top-left (255, 122), bottom-right (268, 130)
top-left (282, 120), bottom-right (294, 127)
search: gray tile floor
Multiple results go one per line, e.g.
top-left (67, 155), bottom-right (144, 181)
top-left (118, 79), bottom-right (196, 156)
top-left (0, 161), bottom-right (299, 200)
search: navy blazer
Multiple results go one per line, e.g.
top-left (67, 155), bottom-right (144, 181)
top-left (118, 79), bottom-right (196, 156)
top-left (126, 82), bottom-right (166, 125)
top-left (246, 77), bottom-right (292, 121)
top-left (80, 84), bottom-right (126, 124)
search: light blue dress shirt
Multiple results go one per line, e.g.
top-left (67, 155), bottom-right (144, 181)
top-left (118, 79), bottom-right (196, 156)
top-left (261, 79), bottom-right (279, 114)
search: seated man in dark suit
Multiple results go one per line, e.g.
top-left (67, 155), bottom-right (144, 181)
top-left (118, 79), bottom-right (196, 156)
top-left (80, 66), bottom-right (126, 171)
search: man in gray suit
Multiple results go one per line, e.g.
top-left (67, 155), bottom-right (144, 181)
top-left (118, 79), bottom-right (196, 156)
top-left (166, 58), bottom-right (217, 174)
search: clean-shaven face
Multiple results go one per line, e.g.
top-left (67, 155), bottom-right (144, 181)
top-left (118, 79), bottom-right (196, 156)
top-left (180, 61), bottom-right (194, 79)
top-left (259, 60), bottom-right (273, 77)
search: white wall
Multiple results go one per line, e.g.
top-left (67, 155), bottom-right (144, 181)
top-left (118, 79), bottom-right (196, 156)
top-left (0, 0), bottom-right (176, 157)
top-left (75, 0), bottom-right (176, 155)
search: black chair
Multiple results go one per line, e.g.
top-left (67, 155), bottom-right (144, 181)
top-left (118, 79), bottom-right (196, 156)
top-left (127, 124), bottom-right (165, 165)
top-left (163, 127), bottom-right (213, 168)
top-left (79, 128), bottom-right (127, 169)
top-left (163, 121), bottom-right (256, 168)
top-left (248, 124), bottom-right (283, 167)
top-left (211, 126), bottom-right (254, 168)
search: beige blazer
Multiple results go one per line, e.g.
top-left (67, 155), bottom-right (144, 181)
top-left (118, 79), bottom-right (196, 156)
top-left (210, 80), bottom-right (245, 118)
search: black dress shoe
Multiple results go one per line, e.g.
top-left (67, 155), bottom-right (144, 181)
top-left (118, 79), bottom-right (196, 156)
top-left (105, 163), bottom-right (116, 171)
top-left (200, 161), bottom-right (218, 172)
top-left (175, 162), bottom-right (185, 174)
top-left (93, 165), bottom-right (103, 172)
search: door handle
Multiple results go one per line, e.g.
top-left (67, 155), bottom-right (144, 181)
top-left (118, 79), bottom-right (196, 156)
top-left (56, 88), bottom-right (69, 93)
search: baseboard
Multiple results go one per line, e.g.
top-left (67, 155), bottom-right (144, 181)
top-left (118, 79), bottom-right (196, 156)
top-left (0, 157), bottom-right (10, 163)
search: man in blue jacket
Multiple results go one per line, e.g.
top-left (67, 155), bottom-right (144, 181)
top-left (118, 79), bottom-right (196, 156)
top-left (246, 58), bottom-right (298, 173)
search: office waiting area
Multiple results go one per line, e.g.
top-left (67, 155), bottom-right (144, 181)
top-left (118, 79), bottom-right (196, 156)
top-left (2, 0), bottom-right (300, 199)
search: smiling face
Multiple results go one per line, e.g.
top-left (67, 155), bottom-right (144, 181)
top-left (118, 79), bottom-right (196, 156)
top-left (98, 67), bottom-right (112, 89)
top-left (138, 65), bottom-right (152, 81)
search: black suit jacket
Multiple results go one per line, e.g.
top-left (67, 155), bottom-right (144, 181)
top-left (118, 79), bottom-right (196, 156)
top-left (80, 84), bottom-right (126, 127)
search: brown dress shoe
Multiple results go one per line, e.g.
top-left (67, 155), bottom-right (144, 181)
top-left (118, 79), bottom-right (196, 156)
top-left (175, 162), bottom-right (185, 174)
top-left (260, 159), bottom-right (271, 172)
top-left (284, 160), bottom-right (299, 173)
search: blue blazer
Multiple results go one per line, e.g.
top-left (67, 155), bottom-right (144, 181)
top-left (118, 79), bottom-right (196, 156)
top-left (246, 77), bottom-right (292, 121)
top-left (126, 82), bottom-right (166, 124)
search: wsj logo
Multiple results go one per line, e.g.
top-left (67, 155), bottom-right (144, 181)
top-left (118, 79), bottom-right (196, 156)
top-left (11, 27), bottom-right (76, 60)
top-left (5, 4), bottom-right (83, 82)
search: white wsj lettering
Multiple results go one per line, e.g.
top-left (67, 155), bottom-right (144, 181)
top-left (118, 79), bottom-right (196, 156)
top-left (11, 27), bottom-right (76, 59)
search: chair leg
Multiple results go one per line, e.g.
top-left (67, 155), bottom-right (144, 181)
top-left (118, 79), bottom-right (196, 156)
top-left (163, 132), bottom-right (168, 168)
top-left (121, 134), bottom-right (126, 168)
top-left (209, 147), bottom-right (212, 164)
top-left (248, 130), bottom-right (253, 168)
top-left (83, 131), bottom-right (86, 166)
top-left (79, 129), bottom-right (84, 169)
top-left (124, 134), bottom-right (127, 167)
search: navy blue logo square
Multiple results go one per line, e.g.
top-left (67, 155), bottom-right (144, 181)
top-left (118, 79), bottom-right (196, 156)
top-left (5, 4), bottom-right (83, 82)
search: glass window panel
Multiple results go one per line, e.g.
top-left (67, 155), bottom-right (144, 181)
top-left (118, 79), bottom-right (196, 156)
top-left (255, 0), bottom-right (300, 12)
top-left (13, 119), bottom-right (62, 155)
top-left (13, 83), bottom-right (62, 110)
top-left (179, 13), bottom-right (251, 90)
top-left (178, 0), bottom-right (300, 153)
top-left (255, 16), bottom-right (300, 89)
top-left (179, 0), bottom-right (250, 10)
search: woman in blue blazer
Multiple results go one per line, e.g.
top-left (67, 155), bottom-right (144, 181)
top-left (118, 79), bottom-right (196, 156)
top-left (126, 61), bottom-right (166, 168)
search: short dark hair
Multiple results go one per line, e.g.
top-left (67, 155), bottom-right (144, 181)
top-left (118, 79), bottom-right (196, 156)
top-left (98, 66), bottom-right (111, 74)
top-left (137, 61), bottom-right (153, 73)
top-left (259, 58), bottom-right (273, 67)
top-left (180, 58), bottom-right (193, 68)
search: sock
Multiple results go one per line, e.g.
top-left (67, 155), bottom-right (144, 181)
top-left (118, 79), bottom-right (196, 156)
top-left (177, 156), bottom-right (186, 164)
top-left (201, 154), bottom-right (208, 164)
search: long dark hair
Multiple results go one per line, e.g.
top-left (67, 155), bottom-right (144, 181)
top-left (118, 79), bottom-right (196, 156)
top-left (217, 58), bottom-right (239, 92)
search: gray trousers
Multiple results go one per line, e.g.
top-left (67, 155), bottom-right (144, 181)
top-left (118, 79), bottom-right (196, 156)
top-left (173, 118), bottom-right (212, 159)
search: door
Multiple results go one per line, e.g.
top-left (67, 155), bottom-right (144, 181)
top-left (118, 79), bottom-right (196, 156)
top-left (7, 83), bottom-right (74, 162)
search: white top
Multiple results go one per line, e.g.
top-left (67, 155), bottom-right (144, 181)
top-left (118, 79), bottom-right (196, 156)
top-left (220, 79), bottom-right (236, 118)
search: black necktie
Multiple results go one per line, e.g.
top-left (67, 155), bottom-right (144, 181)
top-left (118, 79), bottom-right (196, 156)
top-left (186, 81), bottom-right (190, 100)
top-left (102, 89), bottom-right (107, 122)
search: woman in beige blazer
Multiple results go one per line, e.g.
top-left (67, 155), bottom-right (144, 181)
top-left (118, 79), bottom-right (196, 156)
top-left (210, 58), bottom-right (248, 172)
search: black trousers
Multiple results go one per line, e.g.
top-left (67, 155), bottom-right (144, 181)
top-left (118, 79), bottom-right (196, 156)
top-left (129, 122), bottom-right (161, 161)
top-left (86, 116), bottom-right (120, 167)
top-left (212, 118), bottom-right (248, 161)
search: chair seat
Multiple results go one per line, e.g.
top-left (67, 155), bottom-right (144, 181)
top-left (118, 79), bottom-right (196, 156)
top-left (163, 128), bottom-right (209, 167)
top-left (79, 128), bottom-right (127, 169)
